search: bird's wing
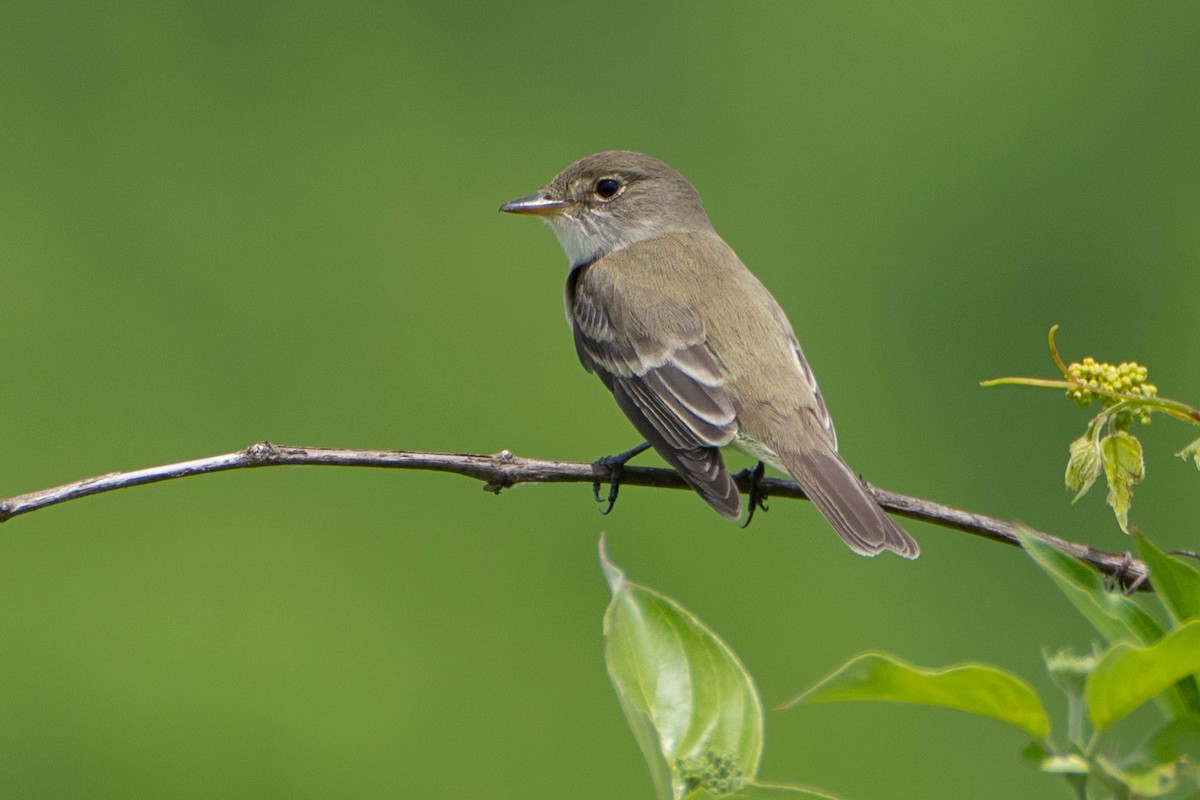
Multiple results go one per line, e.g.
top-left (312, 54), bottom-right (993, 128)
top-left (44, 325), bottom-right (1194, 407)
top-left (568, 263), bottom-right (742, 519)
top-left (766, 302), bottom-right (838, 450)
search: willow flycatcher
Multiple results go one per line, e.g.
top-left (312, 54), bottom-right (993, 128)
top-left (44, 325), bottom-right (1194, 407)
top-left (501, 150), bottom-right (918, 558)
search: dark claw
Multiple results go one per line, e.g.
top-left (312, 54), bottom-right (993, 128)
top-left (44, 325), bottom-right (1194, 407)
top-left (597, 465), bottom-right (621, 516)
top-left (591, 442), bottom-right (652, 516)
top-left (738, 461), bottom-right (768, 529)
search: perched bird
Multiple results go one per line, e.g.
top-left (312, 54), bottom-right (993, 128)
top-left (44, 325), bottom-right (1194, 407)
top-left (500, 151), bottom-right (918, 559)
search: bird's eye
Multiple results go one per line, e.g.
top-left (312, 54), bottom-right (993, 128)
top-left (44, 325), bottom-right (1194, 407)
top-left (594, 178), bottom-right (622, 199)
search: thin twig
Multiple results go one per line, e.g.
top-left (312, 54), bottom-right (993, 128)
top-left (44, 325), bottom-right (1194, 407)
top-left (0, 441), bottom-right (1150, 590)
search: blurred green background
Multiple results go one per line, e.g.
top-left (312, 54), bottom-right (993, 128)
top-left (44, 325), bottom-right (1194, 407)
top-left (2, 2), bottom-right (1198, 798)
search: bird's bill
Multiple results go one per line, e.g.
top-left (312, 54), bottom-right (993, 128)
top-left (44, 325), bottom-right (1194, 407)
top-left (499, 193), bottom-right (566, 216)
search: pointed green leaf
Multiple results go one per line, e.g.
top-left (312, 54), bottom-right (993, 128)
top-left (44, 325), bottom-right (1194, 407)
top-left (1066, 432), bottom-right (1102, 502)
top-left (1177, 437), bottom-right (1200, 471)
top-left (781, 652), bottom-right (1050, 739)
top-left (1087, 620), bottom-right (1200, 730)
top-left (687, 783), bottom-right (845, 800)
top-left (1136, 535), bottom-right (1200, 623)
top-left (1016, 528), bottom-right (1163, 647)
top-left (1101, 431), bottom-right (1144, 532)
top-left (601, 538), bottom-right (763, 800)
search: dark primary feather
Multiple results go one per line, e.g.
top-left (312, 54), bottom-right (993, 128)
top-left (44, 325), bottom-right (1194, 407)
top-left (568, 263), bottom-right (742, 518)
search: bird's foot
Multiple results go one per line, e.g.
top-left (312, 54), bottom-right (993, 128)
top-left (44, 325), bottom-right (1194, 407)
top-left (591, 442), bottom-right (652, 515)
top-left (737, 461), bottom-right (768, 529)
top-left (1104, 551), bottom-right (1147, 595)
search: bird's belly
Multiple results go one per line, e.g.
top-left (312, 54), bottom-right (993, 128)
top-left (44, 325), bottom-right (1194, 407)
top-left (731, 432), bottom-right (785, 472)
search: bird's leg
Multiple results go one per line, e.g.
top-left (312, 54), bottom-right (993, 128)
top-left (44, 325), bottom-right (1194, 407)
top-left (1104, 551), bottom-right (1147, 595)
top-left (738, 461), bottom-right (768, 529)
top-left (592, 441), bottom-right (652, 515)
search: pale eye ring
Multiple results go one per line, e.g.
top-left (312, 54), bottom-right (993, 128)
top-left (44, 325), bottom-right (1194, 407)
top-left (594, 178), bottom-right (622, 199)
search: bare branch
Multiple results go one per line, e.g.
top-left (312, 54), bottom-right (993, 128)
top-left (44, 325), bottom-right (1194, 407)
top-left (0, 440), bottom-right (1149, 589)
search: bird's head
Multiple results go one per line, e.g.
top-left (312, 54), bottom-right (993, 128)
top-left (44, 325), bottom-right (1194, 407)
top-left (500, 150), bottom-right (712, 267)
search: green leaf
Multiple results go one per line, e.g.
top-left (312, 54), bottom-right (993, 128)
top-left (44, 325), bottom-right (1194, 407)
top-left (600, 538), bottom-right (763, 800)
top-left (1136, 535), bottom-right (1200, 623)
top-left (780, 652), bottom-right (1050, 739)
top-left (1101, 431), bottom-right (1144, 532)
top-left (1016, 528), bottom-right (1164, 647)
top-left (1087, 620), bottom-right (1200, 730)
top-left (1177, 437), bottom-right (1200, 471)
top-left (687, 783), bottom-right (845, 800)
top-left (1066, 432), bottom-right (1102, 502)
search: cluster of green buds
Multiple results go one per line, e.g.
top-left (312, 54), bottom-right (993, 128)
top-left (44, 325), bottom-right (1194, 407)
top-left (676, 751), bottom-right (745, 796)
top-left (1066, 357), bottom-right (1157, 424)
top-left (1044, 647), bottom-right (1100, 695)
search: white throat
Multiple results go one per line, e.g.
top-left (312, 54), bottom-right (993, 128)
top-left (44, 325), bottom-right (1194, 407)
top-left (544, 212), bottom-right (667, 267)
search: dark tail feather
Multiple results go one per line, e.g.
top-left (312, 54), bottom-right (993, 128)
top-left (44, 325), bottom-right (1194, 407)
top-left (781, 448), bottom-right (919, 559)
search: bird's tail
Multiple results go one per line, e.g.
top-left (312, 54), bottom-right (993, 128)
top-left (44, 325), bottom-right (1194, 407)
top-left (780, 447), bottom-right (919, 559)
